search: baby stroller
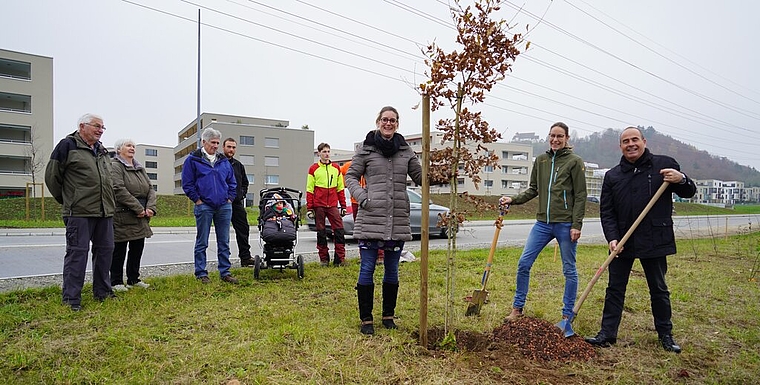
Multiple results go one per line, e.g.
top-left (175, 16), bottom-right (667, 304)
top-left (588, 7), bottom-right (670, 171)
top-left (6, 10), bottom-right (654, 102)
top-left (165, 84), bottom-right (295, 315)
top-left (254, 187), bottom-right (304, 279)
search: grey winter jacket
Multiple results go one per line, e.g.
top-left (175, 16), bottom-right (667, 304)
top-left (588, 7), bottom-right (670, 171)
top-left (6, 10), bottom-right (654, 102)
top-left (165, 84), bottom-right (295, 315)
top-left (345, 133), bottom-right (422, 241)
top-left (112, 156), bottom-right (157, 242)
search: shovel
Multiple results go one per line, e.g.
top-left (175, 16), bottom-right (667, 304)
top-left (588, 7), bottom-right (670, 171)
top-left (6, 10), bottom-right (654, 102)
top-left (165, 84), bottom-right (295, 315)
top-left (465, 203), bottom-right (509, 316)
top-left (556, 182), bottom-right (671, 337)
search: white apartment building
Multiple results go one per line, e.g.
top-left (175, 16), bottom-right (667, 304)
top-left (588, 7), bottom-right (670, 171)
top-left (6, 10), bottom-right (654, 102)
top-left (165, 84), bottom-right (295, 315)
top-left (136, 144), bottom-right (174, 195)
top-left (173, 113), bottom-right (315, 206)
top-left (0, 49), bottom-right (53, 198)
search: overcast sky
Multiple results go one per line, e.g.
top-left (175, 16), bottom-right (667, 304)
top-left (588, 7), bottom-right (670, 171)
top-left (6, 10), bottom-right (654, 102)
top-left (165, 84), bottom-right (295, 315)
top-left (3, 0), bottom-right (759, 171)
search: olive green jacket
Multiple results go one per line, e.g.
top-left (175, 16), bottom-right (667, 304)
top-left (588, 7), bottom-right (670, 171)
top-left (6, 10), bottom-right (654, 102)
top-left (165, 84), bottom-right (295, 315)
top-left (511, 147), bottom-right (587, 230)
top-left (45, 131), bottom-right (115, 218)
top-left (112, 156), bottom-right (157, 242)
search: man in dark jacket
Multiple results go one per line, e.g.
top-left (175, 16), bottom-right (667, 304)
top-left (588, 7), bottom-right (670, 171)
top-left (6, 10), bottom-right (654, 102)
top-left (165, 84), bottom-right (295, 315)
top-left (585, 127), bottom-right (696, 353)
top-left (182, 128), bottom-right (238, 284)
top-left (223, 138), bottom-right (253, 267)
top-left (45, 113), bottom-right (116, 311)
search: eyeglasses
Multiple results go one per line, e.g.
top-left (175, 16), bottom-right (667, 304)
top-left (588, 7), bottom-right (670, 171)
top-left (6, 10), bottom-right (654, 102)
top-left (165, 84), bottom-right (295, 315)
top-left (84, 122), bottom-right (106, 130)
top-left (380, 117), bottom-right (398, 124)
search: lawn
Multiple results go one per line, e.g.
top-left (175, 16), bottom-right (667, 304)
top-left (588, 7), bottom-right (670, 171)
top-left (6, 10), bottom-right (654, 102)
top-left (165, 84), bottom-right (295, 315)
top-left (1, 233), bottom-right (758, 384)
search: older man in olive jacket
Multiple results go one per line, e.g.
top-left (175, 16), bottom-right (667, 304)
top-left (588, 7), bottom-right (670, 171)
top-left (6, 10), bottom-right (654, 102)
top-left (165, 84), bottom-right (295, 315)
top-left (45, 113), bottom-right (116, 311)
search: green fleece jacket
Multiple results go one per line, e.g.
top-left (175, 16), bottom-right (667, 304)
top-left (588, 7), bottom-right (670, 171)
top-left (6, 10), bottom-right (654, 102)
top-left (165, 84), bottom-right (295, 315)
top-left (511, 147), bottom-right (587, 230)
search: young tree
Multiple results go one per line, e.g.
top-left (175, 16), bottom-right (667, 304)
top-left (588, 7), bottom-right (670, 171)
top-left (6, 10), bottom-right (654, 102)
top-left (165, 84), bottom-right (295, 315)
top-left (24, 125), bottom-right (47, 219)
top-left (420, 0), bottom-right (523, 332)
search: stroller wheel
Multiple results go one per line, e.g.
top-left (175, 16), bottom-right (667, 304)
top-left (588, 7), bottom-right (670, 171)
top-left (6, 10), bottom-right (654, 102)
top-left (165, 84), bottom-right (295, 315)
top-left (253, 255), bottom-right (261, 279)
top-left (297, 254), bottom-right (305, 279)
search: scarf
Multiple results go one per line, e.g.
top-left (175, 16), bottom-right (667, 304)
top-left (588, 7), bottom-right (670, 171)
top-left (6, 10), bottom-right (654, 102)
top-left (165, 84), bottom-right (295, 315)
top-left (364, 130), bottom-right (406, 157)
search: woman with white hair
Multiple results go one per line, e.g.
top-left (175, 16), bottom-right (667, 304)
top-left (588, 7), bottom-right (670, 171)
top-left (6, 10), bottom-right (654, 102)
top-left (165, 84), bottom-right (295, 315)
top-left (110, 138), bottom-right (157, 291)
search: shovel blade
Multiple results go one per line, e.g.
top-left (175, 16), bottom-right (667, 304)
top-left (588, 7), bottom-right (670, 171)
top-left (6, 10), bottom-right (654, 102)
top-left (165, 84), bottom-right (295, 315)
top-left (465, 289), bottom-right (488, 316)
top-left (555, 318), bottom-right (575, 338)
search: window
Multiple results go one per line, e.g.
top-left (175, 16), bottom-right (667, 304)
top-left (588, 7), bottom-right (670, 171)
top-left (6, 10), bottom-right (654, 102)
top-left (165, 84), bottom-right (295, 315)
top-left (264, 156), bottom-right (279, 167)
top-left (457, 178), bottom-right (465, 186)
top-left (240, 155), bottom-right (254, 165)
top-left (265, 175), bottom-right (279, 185)
top-left (502, 151), bottom-right (509, 159)
top-left (501, 166), bottom-right (508, 174)
top-left (501, 180), bottom-right (509, 188)
top-left (484, 180), bottom-right (493, 187)
top-left (145, 161), bottom-right (158, 168)
top-left (0, 58), bottom-right (31, 80)
top-left (265, 137), bottom-right (279, 148)
top-left (484, 166), bottom-right (493, 173)
top-left (239, 135), bottom-right (254, 145)
top-left (152, 185), bottom-right (158, 191)
top-left (0, 92), bottom-right (31, 113)
top-left (246, 174), bottom-right (254, 184)
top-left (145, 149), bottom-right (158, 157)
top-left (147, 173), bottom-right (158, 180)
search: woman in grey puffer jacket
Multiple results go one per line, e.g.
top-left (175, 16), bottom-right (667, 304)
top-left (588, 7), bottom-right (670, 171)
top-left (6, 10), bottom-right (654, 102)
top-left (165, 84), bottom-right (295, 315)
top-left (345, 106), bottom-right (422, 335)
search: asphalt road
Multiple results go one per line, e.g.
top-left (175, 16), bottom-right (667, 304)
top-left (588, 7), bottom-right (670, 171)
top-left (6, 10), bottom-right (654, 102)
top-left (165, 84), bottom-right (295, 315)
top-left (1, 215), bottom-right (755, 279)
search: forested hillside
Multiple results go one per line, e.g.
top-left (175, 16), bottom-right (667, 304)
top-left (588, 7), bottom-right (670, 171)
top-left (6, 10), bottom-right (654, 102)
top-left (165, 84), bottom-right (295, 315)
top-left (523, 126), bottom-right (760, 186)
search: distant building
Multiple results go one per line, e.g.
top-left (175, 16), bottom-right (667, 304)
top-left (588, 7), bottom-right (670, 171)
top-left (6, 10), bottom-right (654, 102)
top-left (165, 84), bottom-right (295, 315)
top-left (511, 132), bottom-right (540, 142)
top-left (137, 144), bottom-right (174, 195)
top-left (173, 113), bottom-right (314, 206)
top-left (0, 48), bottom-right (53, 198)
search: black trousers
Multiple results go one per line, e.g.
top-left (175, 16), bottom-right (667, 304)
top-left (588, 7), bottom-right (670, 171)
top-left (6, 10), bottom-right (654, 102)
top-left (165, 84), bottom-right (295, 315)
top-left (600, 256), bottom-right (673, 337)
top-left (111, 238), bottom-right (146, 285)
top-left (231, 200), bottom-right (251, 260)
top-left (62, 217), bottom-right (114, 305)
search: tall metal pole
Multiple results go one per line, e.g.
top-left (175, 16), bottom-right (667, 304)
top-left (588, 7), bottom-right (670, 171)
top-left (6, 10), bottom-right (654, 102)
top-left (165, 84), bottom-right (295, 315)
top-left (419, 94), bottom-right (431, 347)
top-left (196, 9), bottom-right (201, 148)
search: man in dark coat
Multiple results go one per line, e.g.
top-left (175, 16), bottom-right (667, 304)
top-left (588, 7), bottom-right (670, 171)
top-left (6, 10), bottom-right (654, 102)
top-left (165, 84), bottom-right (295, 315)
top-left (223, 138), bottom-right (253, 267)
top-left (585, 127), bottom-right (696, 353)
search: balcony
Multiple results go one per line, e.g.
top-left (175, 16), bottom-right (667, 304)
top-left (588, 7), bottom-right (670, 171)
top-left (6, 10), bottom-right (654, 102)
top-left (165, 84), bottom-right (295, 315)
top-left (0, 92), bottom-right (31, 113)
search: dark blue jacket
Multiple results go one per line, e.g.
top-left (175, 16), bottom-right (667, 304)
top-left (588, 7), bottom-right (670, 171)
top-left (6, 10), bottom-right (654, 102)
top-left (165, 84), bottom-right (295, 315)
top-left (182, 149), bottom-right (236, 210)
top-left (600, 148), bottom-right (696, 259)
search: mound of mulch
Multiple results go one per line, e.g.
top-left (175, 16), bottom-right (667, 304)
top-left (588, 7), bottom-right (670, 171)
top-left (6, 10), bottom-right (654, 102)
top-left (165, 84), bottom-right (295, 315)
top-left (492, 317), bottom-right (596, 362)
top-left (426, 316), bottom-right (596, 363)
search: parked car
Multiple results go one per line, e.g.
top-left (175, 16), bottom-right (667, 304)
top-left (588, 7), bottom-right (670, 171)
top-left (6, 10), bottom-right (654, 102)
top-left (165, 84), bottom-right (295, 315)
top-left (307, 189), bottom-right (455, 238)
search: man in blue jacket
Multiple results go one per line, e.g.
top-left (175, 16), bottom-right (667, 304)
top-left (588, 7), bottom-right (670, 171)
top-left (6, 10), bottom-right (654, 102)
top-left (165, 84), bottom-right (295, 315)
top-left (182, 127), bottom-right (238, 284)
top-left (585, 127), bottom-right (696, 353)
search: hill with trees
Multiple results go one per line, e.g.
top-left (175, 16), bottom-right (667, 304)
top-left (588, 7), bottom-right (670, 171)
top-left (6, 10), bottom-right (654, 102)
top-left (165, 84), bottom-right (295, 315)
top-left (522, 126), bottom-right (760, 186)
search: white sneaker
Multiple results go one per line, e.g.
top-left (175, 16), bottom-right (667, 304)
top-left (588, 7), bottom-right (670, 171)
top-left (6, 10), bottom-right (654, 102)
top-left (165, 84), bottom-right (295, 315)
top-left (127, 281), bottom-right (150, 289)
top-left (112, 284), bottom-right (129, 292)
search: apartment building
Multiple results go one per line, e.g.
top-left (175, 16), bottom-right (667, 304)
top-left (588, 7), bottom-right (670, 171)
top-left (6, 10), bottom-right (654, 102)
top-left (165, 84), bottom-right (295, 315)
top-left (0, 49), bottom-right (53, 198)
top-left (173, 113), bottom-right (314, 206)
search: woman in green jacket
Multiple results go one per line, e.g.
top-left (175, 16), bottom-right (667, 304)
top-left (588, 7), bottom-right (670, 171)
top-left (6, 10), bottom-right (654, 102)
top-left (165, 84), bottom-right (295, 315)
top-left (499, 122), bottom-right (587, 324)
top-left (110, 138), bottom-right (157, 291)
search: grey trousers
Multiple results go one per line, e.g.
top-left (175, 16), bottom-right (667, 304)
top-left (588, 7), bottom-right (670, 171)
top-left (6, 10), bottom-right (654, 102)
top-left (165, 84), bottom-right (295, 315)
top-left (62, 216), bottom-right (114, 305)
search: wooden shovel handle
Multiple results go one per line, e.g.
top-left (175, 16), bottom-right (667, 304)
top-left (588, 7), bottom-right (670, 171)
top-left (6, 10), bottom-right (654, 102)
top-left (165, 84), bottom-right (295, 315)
top-left (573, 182), bottom-right (670, 315)
top-left (479, 215), bottom-right (503, 290)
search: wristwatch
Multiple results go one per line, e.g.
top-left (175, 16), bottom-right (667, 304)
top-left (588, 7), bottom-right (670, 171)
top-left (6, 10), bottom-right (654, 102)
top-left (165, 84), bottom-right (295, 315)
top-left (679, 172), bottom-right (687, 184)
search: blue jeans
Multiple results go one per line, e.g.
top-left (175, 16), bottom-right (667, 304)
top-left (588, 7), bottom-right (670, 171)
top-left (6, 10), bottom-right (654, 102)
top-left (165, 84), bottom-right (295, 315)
top-left (194, 202), bottom-right (233, 278)
top-left (358, 247), bottom-right (402, 286)
top-left (512, 221), bottom-right (578, 317)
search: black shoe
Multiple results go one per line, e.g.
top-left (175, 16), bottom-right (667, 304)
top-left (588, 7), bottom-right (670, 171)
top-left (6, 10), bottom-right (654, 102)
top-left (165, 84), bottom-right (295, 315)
top-left (382, 317), bottom-right (398, 329)
top-left (659, 334), bottom-right (682, 353)
top-left (241, 258), bottom-right (255, 267)
top-left (360, 321), bottom-right (375, 335)
top-left (96, 292), bottom-right (118, 302)
top-left (585, 332), bottom-right (617, 347)
top-left (69, 304), bottom-right (81, 312)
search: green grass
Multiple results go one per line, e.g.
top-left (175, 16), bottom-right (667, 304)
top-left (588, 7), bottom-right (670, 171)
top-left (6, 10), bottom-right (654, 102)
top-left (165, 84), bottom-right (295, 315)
top-left (1, 234), bottom-right (759, 384)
